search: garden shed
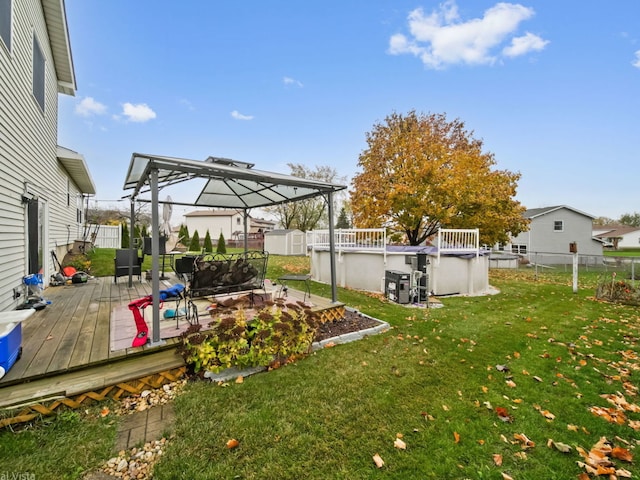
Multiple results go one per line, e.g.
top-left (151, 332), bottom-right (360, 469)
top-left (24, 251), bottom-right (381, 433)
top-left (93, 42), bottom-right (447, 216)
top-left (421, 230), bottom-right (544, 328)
top-left (264, 229), bottom-right (307, 256)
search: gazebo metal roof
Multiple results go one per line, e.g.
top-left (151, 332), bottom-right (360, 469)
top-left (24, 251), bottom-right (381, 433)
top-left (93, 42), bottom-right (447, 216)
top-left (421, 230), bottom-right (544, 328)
top-left (122, 153), bottom-right (346, 345)
top-left (123, 154), bottom-right (346, 209)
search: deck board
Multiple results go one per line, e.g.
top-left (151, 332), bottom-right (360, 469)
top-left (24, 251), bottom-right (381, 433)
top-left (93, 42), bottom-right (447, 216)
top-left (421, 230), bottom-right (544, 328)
top-left (68, 277), bottom-right (105, 367)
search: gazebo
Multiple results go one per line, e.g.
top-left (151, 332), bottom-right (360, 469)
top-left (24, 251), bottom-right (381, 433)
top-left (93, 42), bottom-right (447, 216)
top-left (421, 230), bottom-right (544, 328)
top-left (122, 154), bottom-right (347, 344)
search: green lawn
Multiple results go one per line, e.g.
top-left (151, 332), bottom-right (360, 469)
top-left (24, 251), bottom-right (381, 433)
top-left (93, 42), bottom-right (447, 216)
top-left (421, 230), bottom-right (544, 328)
top-left (1, 261), bottom-right (638, 479)
top-left (604, 248), bottom-right (640, 257)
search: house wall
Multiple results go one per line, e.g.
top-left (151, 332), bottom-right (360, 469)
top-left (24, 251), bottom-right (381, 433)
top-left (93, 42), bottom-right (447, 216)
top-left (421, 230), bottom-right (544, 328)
top-left (616, 231), bottom-right (640, 249)
top-left (510, 208), bottom-right (602, 263)
top-left (0, 0), bottom-right (81, 310)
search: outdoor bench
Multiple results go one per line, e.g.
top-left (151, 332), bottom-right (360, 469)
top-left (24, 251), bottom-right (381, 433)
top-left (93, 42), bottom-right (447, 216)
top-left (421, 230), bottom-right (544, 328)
top-left (186, 251), bottom-right (269, 303)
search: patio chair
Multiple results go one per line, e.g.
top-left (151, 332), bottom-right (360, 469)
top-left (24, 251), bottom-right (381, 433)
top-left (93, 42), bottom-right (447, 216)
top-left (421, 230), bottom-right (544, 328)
top-left (173, 255), bottom-right (196, 283)
top-left (114, 249), bottom-right (143, 283)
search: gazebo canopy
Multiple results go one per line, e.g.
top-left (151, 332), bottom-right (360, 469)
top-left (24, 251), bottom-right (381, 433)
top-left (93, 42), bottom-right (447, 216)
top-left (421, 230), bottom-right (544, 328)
top-left (123, 153), bottom-right (346, 208)
top-left (121, 153), bottom-right (346, 345)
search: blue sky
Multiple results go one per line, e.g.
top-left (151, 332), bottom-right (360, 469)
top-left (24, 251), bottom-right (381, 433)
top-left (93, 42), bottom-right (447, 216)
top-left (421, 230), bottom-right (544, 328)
top-left (58, 1), bottom-right (640, 222)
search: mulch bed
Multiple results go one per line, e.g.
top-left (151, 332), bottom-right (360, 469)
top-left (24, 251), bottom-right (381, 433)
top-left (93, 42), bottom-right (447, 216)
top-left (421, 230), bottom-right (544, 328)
top-left (314, 309), bottom-right (382, 342)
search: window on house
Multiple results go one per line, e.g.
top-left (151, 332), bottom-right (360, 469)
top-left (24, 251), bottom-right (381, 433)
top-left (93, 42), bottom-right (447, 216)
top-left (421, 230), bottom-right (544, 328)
top-left (33, 34), bottom-right (45, 111)
top-left (236, 217), bottom-right (241, 225)
top-left (0, 0), bottom-right (11, 51)
top-left (511, 244), bottom-right (527, 254)
top-left (554, 220), bottom-right (564, 232)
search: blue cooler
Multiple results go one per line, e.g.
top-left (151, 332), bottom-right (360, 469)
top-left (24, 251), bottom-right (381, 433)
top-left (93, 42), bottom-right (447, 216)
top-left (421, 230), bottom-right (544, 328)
top-left (0, 322), bottom-right (22, 379)
top-left (0, 309), bottom-right (34, 379)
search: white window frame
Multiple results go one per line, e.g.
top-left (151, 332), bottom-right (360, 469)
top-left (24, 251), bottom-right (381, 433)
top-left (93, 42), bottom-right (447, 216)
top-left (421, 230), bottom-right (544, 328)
top-left (33, 34), bottom-right (45, 111)
top-left (511, 244), bottom-right (527, 255)
top-left (553, 220), bottom-right (564, 232)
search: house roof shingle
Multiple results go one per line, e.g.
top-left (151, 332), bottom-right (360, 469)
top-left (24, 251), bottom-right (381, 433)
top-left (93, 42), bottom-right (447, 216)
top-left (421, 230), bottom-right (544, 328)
top-left (524, 205), bottom-right (595, 220)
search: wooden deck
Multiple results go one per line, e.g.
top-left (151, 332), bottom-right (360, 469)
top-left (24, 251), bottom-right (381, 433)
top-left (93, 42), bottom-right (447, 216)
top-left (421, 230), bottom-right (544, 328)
top-left (0, 275), bottom-right (343, 422)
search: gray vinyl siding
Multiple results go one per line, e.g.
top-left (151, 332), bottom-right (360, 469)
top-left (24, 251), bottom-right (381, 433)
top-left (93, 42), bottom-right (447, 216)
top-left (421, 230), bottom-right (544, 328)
top-left (0, 0), bottom-right (79, 310)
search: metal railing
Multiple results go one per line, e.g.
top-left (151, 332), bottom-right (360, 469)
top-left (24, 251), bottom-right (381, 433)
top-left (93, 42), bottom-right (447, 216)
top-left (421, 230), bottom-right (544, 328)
top-left (307, 228), bottom-right (387, 253)
top-left (437, 228), bottom-right (479, 260)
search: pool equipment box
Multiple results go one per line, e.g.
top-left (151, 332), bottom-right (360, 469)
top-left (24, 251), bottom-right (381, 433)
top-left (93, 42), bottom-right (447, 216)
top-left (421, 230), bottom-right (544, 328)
top-left (385, 270), bottom-right (411, 304)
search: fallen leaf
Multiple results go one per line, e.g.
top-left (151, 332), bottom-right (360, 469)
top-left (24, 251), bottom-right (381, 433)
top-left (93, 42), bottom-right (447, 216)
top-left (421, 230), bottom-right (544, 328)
top-left (612, 446), bottom-right (633, 462)
top-left (505, 380), bottom-right (517, 388)
top-left (616, 468), bottom-right (633, 478)
top-left (567, 424), bottom-right (578, 431)
top-left (496, 407), bottom-right (513, 422)
top-left (493, 453), bottom-right (503, 466)
top-left (372, 453), bottom-right (384, 468)
top-left (226, 439), bottom-right (239, 449)
top-left (501, 472), bottom-right (514, 480)
top-left (540, 410), bottom-right (555, 420)
top-left (513, 433), bottom-right (535, 449)
top-left (394, 438), bottom-right (407, 450)
top-left (533, 376), bottom-right (543, 382)
top-left (453, 431), bottom-right (460, 443)
top-left (442, 404), bottom-right (450, 411)
top-left (547, 438), bottom-right (572, 453)
top-left (100, 407), bottom-right (110, 417)
top-left (235, 376), bottom-right (244, 384)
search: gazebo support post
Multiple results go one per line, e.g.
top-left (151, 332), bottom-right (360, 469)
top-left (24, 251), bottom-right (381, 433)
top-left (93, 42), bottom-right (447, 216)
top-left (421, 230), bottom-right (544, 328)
top-left (150, 169), bottom-right (163, 345)
top-left (128, 198), bottom-right (135, 288)
top-left (327, 191), bottom-right (338, 303)
top-left (243, 210), bottom-right (249, 252)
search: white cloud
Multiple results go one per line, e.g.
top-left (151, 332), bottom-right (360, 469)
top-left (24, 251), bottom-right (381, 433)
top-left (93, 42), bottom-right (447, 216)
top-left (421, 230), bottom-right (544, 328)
top-left (231, 110), bottom-right (254, 121)
top-left (632, 50), bottom-right (640, 68)
top-left (283, 76), bottom-right (304, 87)
top-left (179, 98), bottom-right (196, 111)
top-left (388, 1), bottom-right (548, 69)
top-left (503, 32), bottom-right (549, 57)
top-left (121, 102), bottom-right (157, 123)
top-left (75, 96), bottom-right (107, 117)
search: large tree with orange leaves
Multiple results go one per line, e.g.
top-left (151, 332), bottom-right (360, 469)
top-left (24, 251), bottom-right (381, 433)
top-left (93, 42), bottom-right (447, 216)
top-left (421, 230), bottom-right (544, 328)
top-left (351, 111), bottom-right (528, 246)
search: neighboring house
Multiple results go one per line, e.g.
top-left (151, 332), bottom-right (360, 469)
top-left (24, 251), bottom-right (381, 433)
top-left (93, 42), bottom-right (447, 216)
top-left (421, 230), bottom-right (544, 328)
top-left (593, 225), bottom-right (640, 250)
top-left (0, 0), bottom-right (96, 310)
top-left (183, 209), bottom-right (275, 241)
top-left (505, 206), bottom-right (603, 264)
